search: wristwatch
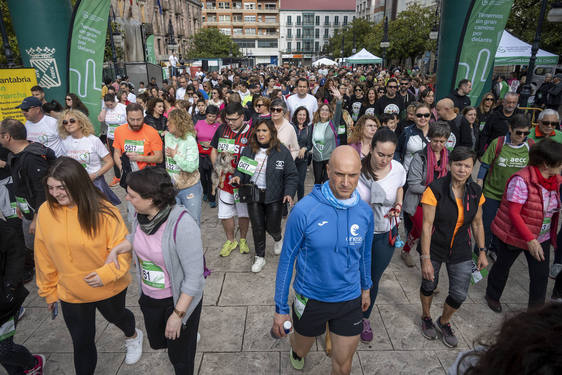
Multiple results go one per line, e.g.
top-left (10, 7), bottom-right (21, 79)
top-left (477, 247), bottom-right (487, 252)
top-left (173, 308), bottom-right (186, 318)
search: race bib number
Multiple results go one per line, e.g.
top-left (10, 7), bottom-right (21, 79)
top-left (233, 188), bottom-right (240, 203)
top-left (315, 142), bottom-right (325, 152)
top-left (16, 196), bottom-right (30, 214)
top-left (107, 123), bottom-right (119, 139)
top-left (338, 124), bottom-right (346, 135)
top-left (124, 139), bottom-right (145, 154)
top-left (217, 138), bottom-right (236, 153)
top-left (237, 156), bottom-right (258, 176)
top-left (166, 157), bottom-right (180, 174)
top-left (479, 122), bottom-right (486, 132)
top-left (0, 318), bottom-right (15, 342)
top-left (540, 217), bottom-right (552, 237)
top-left (470, 253), bottom-right (488, 285)
top-left (140, 260), bottom-right (166, 289)
top-left (293, 293), bottom-right (309, 319)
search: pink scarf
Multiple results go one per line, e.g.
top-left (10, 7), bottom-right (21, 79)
top-left (426, 146), bottom-right (448, 185)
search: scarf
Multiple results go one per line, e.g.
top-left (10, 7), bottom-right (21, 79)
top-left (137, 205), bottom-right (172, 235)
top-left (321, 181), bottom-right (359, 210)
top-left (426, 146), bottom-right (448, 185)
top-left (533, 166), bottom-right (558, 191)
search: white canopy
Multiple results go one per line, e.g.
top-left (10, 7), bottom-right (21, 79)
top-left (312, 57), bottom-right (338, 67)
top-left (495, 31), bottom-right (558, 66)
top-left (345, 48), bottom-right (382, 64)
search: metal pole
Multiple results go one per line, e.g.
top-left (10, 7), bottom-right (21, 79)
top-left (0, 6), bottom-right (16, 67)
top-left (108, 16), bottom-right (118, 78)
top-left (382, 16), bottom-right (388, 68)
top-left (519, 0), bottom-right (548, 107)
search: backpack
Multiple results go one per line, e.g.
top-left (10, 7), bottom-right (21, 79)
top-left (487, 136), bottom-right (535, 178)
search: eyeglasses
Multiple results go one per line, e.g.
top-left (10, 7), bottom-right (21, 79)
top-left (225, 116), bottom-right (241, 123)
top-left (255, 103), bottom-right (263, 107)
top-left (355, 89), bottom-right (362, 92)
top-left (378, 90), bottom-right (385, 93)
top-left (387, 85), bottom-right (398, 89)
top-left (400, 83), bottom-right (408, 86)
top-left (416, 113), bottom-right (431, 118)
top-left (62, 118), bottom-right (77, 125)
top-left (271, 107), bottom-right (284, 113)
top-left (514, 130), bottom-right (531, 136)
top-left (484, 98), bottom-right (494, 101)
top-left (540, 121), bottom-right (558, 127)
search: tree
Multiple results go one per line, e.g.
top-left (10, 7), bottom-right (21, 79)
top-left (327, 18), bottom-right (376, 58)
top-left (1, 0), bottom-right (22, 66)
top-left (186, 27), bottom-right (240, 58)
top-left (506, 0), bottom-right (562, 57)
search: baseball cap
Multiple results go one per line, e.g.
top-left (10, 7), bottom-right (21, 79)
top-left (16, 96), bottom-right (42, 110)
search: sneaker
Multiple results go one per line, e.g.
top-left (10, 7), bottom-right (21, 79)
top-left (435, 316), bottom-right (458, 348)
top-left (203, 194), bottom-right (208, 202)
top-left (124, 328), bottom-right (143, 365)
top-left (421, 317), bottom-right (438, 340)
top-left (251, 256), bottom-right (266, 273)
top-left (487, 250), bottom-right (497, 262)
top-left (109, 177), bottom-right (120, 187)
top-left (273, 240), bottom-right (283, 255)
top-left (209, 201), bottom-right (217, 208)
top-left (197, 332), bottom-right (201, 343)
top-left (401, 250), bottom-right (416, 267)
top-left (360, 318), bottom-right (373, 343)
top-left (24, 354), bottom-right (45, 374)
top-left (17, 307), bottom-right (26, 322)
top-left (23, 269), bottom-right (34, 284)
top-left (239, 238), bottom-right (250, 254)
top-left (550, 263), bottom-right (562, 279)
top-left (485, 294), bottom-right (502, 313)
top-left (220, 240), bottom-right (238, 257)
top-left (289, 348), bottom-right (304, 370)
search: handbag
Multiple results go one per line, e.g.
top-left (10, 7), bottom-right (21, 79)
top-left (238, 183), bottom-right (261, 203)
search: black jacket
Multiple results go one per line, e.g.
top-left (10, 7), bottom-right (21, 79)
top-left (7, 142), bottom-right (55, 219)
top-left (479, 107), bottom-right (523, 154)
top-left (448, 90), bottom-right (471, 112)
top-left (426, 174), bottom-right (483, 264)
top-left (235, 144), bottom-right (298, 204)
top-left (144, 114), bottom-right (167, 132)
top-left (458, 117), bottom-right (479, 150)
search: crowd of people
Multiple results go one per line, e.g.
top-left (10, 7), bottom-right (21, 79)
top-left (0, 64), bottom-right (561, 375)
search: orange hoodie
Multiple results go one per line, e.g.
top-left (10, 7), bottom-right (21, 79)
top-left (34, 203), bottom-right (131, 304)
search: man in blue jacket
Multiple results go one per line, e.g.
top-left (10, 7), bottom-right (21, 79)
top-left (272, 146), bottom-right (373, 375)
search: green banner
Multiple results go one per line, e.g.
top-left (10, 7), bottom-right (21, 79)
top-left (146, 35), bottom-right (157, 64)
top-left (7, 0), bottom-right (73, 103)
top-left (68, 0), bottom-right (112, 134)
top-left (453, 0), bottom-right (514, 106)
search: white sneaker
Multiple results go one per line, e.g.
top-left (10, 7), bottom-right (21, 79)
top-left (124, 328), bottom-right (143, 365)
top-left (274, 240), bottom-right (283, 255)
top-left (550, 263), bottom-right (562, 279)
top-left (251, 256), bottom-right (266, 273)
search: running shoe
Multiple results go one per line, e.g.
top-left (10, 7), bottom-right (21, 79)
top-left (485, 294), bottom-right (502, 313)
top-left (209, 201), bottom-right (217, 208)
top-left (360, 318), bottom-right (373, 343)
top-left (401, 250), bottom-right (416, 267)
top-left (251, 256), bottom-right (266, 273)
top-left (435, 316), bottom-right (458, 348)
top-left (24, 354), bottom-right (45, 374)
top-left (109, 177), bottom-right (120, 187)
top-left (421, 316), bottom-right (438, 340)
top-left (17, 307), bottom-right (26, 322)
top-left (203, 194), bottom-right (208, 202)
top-left (124, 328), bottom-right (143, 365)
top-left (239, 238), bottom-right (250, 254)
top-left (289, 348), bottom-right (304, 370)
top-left (550, 263), bottom-right (562, 279)
top-left (273, 240), bottom-right (283, 255)
top-left (220, 240), bottom-right (238, 257)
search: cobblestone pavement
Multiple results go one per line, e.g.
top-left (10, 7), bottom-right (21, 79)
top-left (4, 170), bottom-right (556, 375)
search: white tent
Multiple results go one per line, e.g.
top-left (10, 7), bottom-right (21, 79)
top-left (312, 57), bottom-right (338, 67)
top-left (345, 48), bottom-right (383, 64)
top-left (495, 31), bottom-right (558, 66)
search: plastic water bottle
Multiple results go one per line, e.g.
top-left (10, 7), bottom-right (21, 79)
top-left (270, 321), bottom-right (292, 339)
top-left (395, 234), bottom-right (404, 248)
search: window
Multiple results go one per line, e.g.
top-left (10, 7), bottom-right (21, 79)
top-left (265, 3), bottom-right (276, 10)
top-left (205, 2), bottom-right (215, 9)
top-left (324, 16), bottom-right (329, 25)
top-left (245, 28), bottom-right (256, 35)
top-left (233, 14), bottom-right (242, 22)
top-left (244, 2), bottom-right (255, 9)
top-left (218, 2), bottom-right (230, 9)
top-left (296, 28), bottom-right (301, 38)
top-left (343, 16), bottom-right (348, 25)
top-left (157, 38), bottom-right (162, 54)
top-left (244, 15), bottom-right (256, 22)
top-left (287, 16), bottom-right (292, 25)
top-left (315, 16), bottom-right (320, 25)
top-left (303, 14), bottom-right (313, 25)
top-left (220, 28), bottom-right (231, 35)
top-left (287, 42), bottom-right (292, 52)
top-left (324, 28), bottom-right (329, 38)
top-left (234, 39), bottom-right (256, 48)
top-left (315, 41), bottom-right (319, 52)
top-left (303, 28), bottom-right (313, 38)
top-left (334, 16), bottom-right (339, 25)
top-left (265, 16), bottom-right (276, 23)
top-left (315, 29), bottom-right (319, 38)
top-left (232, 2), bottom-right (242, 8)
top-left (219, 15), bottom-right (231, 22)
top-left (296, 16), bottom-right (301, 25)
top-left (287, 29), bottom-right (292, 38)
top-left (233, 28), bottom-right (243, 35)
top-left (303, 41), bottom-right (312, 51)
top-left (207, 14), bottom-right (217, 22)
top-left (296, 41), bottom-right (301, 51)
top-left (258, 39), bottom-right (278, 48)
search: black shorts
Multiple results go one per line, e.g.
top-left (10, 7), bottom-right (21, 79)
top-left (291, 294), bottom-right (363, 337)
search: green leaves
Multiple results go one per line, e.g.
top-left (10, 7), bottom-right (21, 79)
top-left (186, 27), bottom-right (240, 58)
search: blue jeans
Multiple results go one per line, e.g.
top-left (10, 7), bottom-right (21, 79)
top-left (363, 226), bottom-right (397, 319)
top-left (482, 197), bottom-right (501, 250)
top-left (295, 159), bottom-right (307, 200)
top-left (176, 182), bottom-right (203, 226)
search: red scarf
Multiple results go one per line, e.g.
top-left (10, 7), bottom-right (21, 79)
top-left (533, 166), bottom-right (558, 191)
top-left (426, 146), bottom-right (448, 185)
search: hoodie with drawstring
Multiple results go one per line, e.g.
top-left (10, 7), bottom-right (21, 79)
top-left (274, 184), bottom-right (374, 315)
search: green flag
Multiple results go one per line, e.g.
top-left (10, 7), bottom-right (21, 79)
top-left (68, 0), bottom-right (112, 133)
top-left (146, 35), bottom-right (157, 64)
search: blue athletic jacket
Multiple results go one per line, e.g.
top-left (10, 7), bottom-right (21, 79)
top-left (274, 185), bottom-right (374, 315)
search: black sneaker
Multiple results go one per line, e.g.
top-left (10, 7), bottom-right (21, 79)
top-left (23, 268), bottom-right (35, 284)
top-left (421, 317), bottom-right (437, 340)
top-left (435, 316), bottom-right (458, 348)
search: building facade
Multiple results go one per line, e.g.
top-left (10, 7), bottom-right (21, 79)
top-left (111, 0), bottom-right (202, 63)
top-left (201, 1), bottom-right (280, 66)
top-left (356, 0), bottom-right (436, 23)
top-left (280, 0), bottom-right (355, 66)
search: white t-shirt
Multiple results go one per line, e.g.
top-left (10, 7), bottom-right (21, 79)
top-left (169, 55), bottom-right (178, 67)
top-left (176, 87), bottom-right (186, 100)
top-left (104, 103), bottom-right (127, 140)
top-left (25, 115), bottom-right (65, 157)
top-left (62, 134), bottom-right (109, 174)
top-left (404, 134), bottom-right (429, 172)
top-left (127, 92), bottom-right (136, 103)
top-left (357, 160), bottom-right (407, 234)
top-left (286, 94), bottom-right (318, 125)
top-left (250, 148), bottom-right (268, 189)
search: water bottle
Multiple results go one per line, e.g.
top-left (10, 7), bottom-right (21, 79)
top-left (394, 234), bottom-right (404, 249)
top-left (270, 321), bottom-right (292, 339)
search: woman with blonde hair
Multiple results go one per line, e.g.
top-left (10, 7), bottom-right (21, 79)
top-left (58, 109), bottom-right (120, 205)
top-left (349, 114), bottom-right (380, 159)
top-left (164, 109), bottom-right (202, 225)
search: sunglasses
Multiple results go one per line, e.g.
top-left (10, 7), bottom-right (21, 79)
top-left (387, 85), bottom-right (397, 89)
top-left (255, 103), bottom-right (263, 107)
top-left (355, 89), bottom-right (362, 92)
top-left (484, 98), bottom-right (494, 101)
top-left (400, 83), bottom-right (408, 86)
top-left (271, 107), bottom-right (284, 113)
top-left (541, 121), bottom-right (558, 126)
top-left (514, 130), bottom-right (531, 136)
top-left (65, 98), bottom-right (72, 101)
top-left (62, 118), bottom-right (77, 125)
top-left (416, 113), bottom-right (431, 118)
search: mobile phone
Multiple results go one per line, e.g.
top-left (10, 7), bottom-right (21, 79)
top-left (51, 302), bottom-right (58, 320)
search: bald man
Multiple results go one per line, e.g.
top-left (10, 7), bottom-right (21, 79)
top-left (436, 98), bottom-right (462, 150)
top-left (273, 146), bottom-right (373, 374)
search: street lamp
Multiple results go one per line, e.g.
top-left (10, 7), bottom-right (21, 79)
top-left (108, 8), bottom-right (119, 78)
top-left (340, 32), bottom-right (345, 59)
top-left (548, 2), bottom-right (562, 22)
top-left (429, 1), bottom-right (440, 74)
top-left (380, 16), bottom-right (389, 68)
top-left (167, 19), bottom-right (178, 52)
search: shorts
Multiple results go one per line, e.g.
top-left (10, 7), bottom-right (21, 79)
top-left (217, 189), bottom-right (248, 219)
top-left (291, 294), bottom-right (363, 337)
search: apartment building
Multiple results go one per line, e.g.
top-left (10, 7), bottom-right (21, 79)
top-left (202, 1), bottom-right (280, 65)
top-left (279, 0), bottom-right (356, 66)
top-left (356, 0), bottom-right (385, 23)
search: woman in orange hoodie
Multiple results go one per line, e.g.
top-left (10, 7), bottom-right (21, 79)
top-left (34, 157), bottom-right (143, 375)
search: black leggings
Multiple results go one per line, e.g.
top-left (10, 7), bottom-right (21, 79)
top-left (313, 160), bottom-right (329, 185)
top-left (61, 288), bottom-right (136, 375)
top-left (107, 138), bottom-right (121, 178)
top-left (0, 318), bottom-right (36, 375)
top-left (139, 293), bottom-right (202, 375)
top-left (199, 155), bottom-right (215, 203)
top-left (247, 193), bottom-right (283, 257)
